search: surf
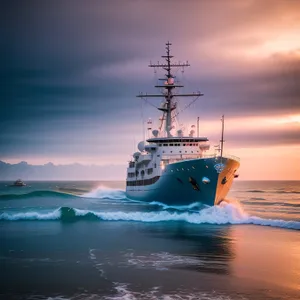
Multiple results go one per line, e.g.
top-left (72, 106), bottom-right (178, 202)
top-left (1, 203), bottom-right (299, 230)
top-left (82, 186), bottom-right (127, 200)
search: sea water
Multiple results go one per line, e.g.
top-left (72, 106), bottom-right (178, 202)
top-left (0, 180), bottom-right (299, 299)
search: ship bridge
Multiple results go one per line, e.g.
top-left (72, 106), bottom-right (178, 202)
top-left (146, 136), bottom-right (210, 154)
top-left (147, 137), bottom-right (209, 143)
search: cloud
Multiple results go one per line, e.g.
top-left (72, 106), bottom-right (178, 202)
top-left (1, 0), bottom-right (300, 172)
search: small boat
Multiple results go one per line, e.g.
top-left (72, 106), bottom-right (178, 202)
top-left (12, 179), bottom-right (26, 187)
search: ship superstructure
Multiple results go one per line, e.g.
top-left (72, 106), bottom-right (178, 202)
top-left (126, 43), bottom-right (240, 206)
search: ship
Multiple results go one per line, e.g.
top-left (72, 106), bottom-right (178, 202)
top-left (12, 179), bottom-right (26, 187)
top-left (125, 43), bottom-right (240, 206)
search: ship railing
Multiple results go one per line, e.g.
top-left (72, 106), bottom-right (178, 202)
top-left (201, 153), bottom-right (240, 162)
top-left (161, 153), bottom-right (240, 162)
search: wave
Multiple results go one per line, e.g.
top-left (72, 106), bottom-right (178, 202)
top-left (275, 190), bottom-right (300, 194)
top-left (0, 187), bottom-right (127, 201)
top-left (82, 186), bottom-right (127, 200)
top-left (1, 204), bottom-right (299, 230)
top-left (0, 190), bottom-right (76, 201)
top-left (246, 190), bottom-right (300, 194)
top-left (244, 201), bottom-right (300, 208)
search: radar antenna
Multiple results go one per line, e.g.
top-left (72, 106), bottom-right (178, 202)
top-left (137, 42), bottom-right (203, 137)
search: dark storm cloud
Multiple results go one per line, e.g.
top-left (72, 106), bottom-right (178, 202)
top-left (182, 50), bottom-right (300, 119)
top-left (1, 0), bottom-right (300, 162)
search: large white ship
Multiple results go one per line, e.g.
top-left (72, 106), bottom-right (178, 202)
top-left (126, 43), bottom-right (240, 206)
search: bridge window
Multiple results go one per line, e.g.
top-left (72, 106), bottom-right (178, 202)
top-left (147, 168), bottom-right (153, 175)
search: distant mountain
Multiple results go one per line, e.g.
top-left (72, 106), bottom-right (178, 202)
top-left (0, 161), bottom-right (125, 180)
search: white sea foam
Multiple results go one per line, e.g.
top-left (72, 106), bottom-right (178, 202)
top-left (123, 251), bottom-right (202, 271)
top-left (149, 201), bottom-right (204, 211)
top-left (1, 203), bottom-right (299, 230)
top-left (83, 186), bottom-right (127, 200)
top-left (76, 203), bottom-right (300, 230)
top-left (0, 209), bottom-right (61, 221)
top-left (103, 283), bottom-right (235, 300)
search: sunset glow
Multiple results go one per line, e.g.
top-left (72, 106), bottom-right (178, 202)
top-left (1, 0), bottom-right (299, 180)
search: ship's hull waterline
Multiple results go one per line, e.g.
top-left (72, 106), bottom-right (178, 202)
top-left (126, 156), bottom-right (240, 206)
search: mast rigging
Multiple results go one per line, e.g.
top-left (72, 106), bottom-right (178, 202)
top-left (137, 42), bottom-right (203, 138)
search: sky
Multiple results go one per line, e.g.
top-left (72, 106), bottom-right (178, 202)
top-left (1, 0), bottom-right (300, 180)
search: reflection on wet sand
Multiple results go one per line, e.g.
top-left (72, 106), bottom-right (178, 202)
top-left (141, 223), bottom-right (234, 275)
top-left (232, 225), bottom-right (300, 292)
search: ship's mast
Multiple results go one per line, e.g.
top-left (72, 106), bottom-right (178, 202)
top-left (137, 42), bottom-right (203, 137)
top-left (220, 115), bottom-right (225, 158)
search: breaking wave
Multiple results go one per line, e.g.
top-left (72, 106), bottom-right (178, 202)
top-left (1, 203), bottom-right (299, 230)
top-left (83, 186), bottom-right (127, 200)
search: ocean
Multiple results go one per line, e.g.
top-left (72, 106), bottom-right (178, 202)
top-left (0, 180), bottom-right (299, 300)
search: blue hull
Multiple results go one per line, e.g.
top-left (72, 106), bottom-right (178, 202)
top-left (126, 157), bottom-right (240, 206)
